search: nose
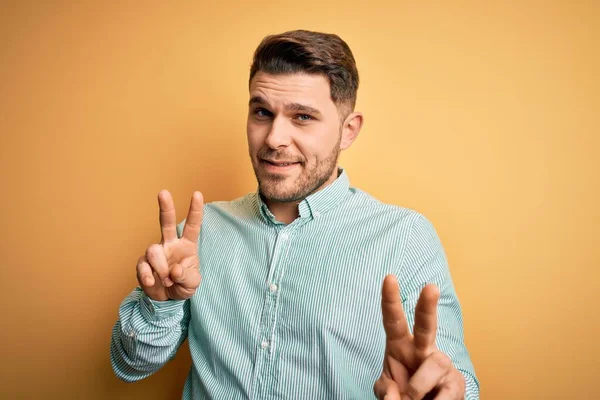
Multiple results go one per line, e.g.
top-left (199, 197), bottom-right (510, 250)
top-left (264, 116), bottom-right (292, 149)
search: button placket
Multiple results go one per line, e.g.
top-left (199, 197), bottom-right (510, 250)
top-left (253, 225), bottom-right (304, 398)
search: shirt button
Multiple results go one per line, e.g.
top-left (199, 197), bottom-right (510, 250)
top-left (313, 211), bottom-right (321, 218)
top-left (280, 232), bottom-right (289, 241)
top-left (128, 330), bottom-right (135, 338)
top-left (261, 340), bottom-right (269, 349)
top-left (269, 283), bottom-right (278, 293)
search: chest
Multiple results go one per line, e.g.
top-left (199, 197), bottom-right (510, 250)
top-left (194, 218), bottom-right (402, 335)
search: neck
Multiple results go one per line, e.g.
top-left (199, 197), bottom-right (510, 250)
top-left (264, 167), bottom-right (340, 225)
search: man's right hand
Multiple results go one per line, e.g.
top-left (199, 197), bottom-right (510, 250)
top-left (136, 190), bottom-right (204, 301)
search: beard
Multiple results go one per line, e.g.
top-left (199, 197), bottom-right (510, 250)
top-left (251, 137), bottom-right (341, 203)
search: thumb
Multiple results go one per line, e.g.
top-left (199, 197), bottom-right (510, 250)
top-left (375, 376), bottom-right (401, 400)
top-left (384, 391), bottom-right (401, 400)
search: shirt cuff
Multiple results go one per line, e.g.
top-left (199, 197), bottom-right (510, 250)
top-left (139, 292), bottom-right (186, 321)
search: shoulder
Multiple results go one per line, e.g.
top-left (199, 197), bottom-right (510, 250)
top-left (203, 193), bottom-right (258, 223)
top-left (350, 189), bottom-right (449, 278)
top-left (344, 188), bottom-right (444, 257)
top-left (177, 193), bottom-right (258, 234)
top-left (345, 187), bottom-right (434, 231)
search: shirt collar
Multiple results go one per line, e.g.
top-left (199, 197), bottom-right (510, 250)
top-left (257, 167), bottom-right (350, 224)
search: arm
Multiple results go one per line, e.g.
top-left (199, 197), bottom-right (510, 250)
top-left (374, 213), bottom-right (480, 399)
top-left (398, 214), bottom-right (479, 398)
top-left (110, 190), bottom-right (203, 382)
top-left (110, 289), bottom-right (190, 382)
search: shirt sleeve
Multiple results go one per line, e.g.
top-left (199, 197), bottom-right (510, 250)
top-left (398, 213), bottom-right (480, 399)
top-left (109, 287), bottom-right (190, 382)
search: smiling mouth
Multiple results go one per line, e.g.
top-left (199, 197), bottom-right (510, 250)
top-left (260, 159), bottom-right (302, 172)
top-left (262, 159), bottom-right (301, 166)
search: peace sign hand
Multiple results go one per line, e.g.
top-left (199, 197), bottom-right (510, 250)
top-left (374, 275), bottom-right (465, 400)
top-left (136, 190), bottom-right (204, 301)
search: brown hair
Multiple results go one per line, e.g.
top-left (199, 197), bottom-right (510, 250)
top-left (249, 30), bottom-right (359, 118)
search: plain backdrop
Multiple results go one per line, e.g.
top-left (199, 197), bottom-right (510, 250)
top-left (1, 1), bottom-right (598, 398)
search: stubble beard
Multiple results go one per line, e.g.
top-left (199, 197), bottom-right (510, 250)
top-left (252, 138), bottom-right (341, 203)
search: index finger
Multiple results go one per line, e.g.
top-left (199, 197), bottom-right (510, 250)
top-left (158, 190), bottom-right (177, 242)
top-left (381, 274), bottom-right (411, 343)
top-left (182, 191), bottom-right (204, 242)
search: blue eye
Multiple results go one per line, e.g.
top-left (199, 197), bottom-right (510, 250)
top-left (296, 114), bottom-right (313, 121)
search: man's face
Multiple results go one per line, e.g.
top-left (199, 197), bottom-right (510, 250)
top-left (247, 72), bottom-right (343, 203)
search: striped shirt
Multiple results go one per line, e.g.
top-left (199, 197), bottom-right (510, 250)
top-left (110, 168), bottom-right (479, 399)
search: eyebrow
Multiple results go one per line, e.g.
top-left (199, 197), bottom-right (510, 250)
top-left (249, 96), bottom-right (322, 116)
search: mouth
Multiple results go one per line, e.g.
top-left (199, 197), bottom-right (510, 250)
top-left (261, 159), bottom-right (301, 172)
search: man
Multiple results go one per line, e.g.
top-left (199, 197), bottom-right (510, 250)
top-left (110, 30), bottom-right (479, 399)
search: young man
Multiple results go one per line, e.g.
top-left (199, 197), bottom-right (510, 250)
top-left (111, 30), bottom-right (479, 399)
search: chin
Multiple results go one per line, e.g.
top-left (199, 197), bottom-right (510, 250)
top-left (259, 184), bottom-right (295, 203)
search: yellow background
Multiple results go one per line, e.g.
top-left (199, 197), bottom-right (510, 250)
top-left (1, 1), bottom-right (598, 398)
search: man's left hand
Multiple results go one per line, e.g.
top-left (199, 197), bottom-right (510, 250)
top-left (373, 275), bottom-right (465, 400)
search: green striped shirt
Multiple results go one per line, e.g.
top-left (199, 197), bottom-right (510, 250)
top-left (110, 169), bottom-right (479, 399)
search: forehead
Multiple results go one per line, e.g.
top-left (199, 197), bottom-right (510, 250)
top-left (249, 72), bottom-right (333, 107)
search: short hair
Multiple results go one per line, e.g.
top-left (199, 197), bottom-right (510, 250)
top-left (249, 30), bottom-right (359, 118)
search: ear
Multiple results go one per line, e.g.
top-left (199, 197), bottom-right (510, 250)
top-left (340, 112), bottom-right (364, 150)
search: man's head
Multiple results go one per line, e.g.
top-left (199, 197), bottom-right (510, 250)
top-left (247, 30), bottom-right (363, 203)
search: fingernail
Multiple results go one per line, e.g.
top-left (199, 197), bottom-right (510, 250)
top-left (163, 277), bottom-right (174, 287)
